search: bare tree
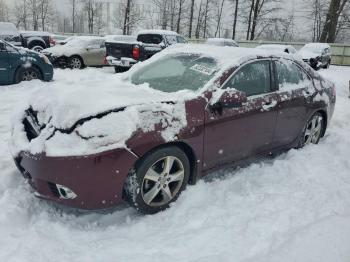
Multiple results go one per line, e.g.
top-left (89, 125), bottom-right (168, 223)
top-left (214, 0), bottom-right (225, 37)
top-left (195, 0), bottom-right (203, 38)
top-left (71, 0), bottom-right (77, 33)
top-left (231, 0), bottom-right (239, 39)
top-left (188, 0), bottom-right (195, 37)
top-left (13, 0), bottom-right (29, 29)
top-left (123, 0), bottom-right (132, 34)
top-left (320, 0), bottom-right (349, 42)
top-left (203, 0), bottom-right (210, 37)
top-left (0, 0), bottom-right (9, 21)
top-left (176, 0), bottom-right (186, 33)
top-left (38, 0), bottom-right (51, 31)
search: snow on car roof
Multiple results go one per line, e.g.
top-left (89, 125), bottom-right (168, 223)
top-left (303, 43), bottom-right (330, 49)
top-left (256, 44), bottom-right (292, 51)
top-left (20, 31), bottom-right (51, 36)
top-left (105, 34), bottom-right (137, 43)
top-left (137, 29), bottom-right (179, 36)
top-left (155, 44), bottom-right (297, 70)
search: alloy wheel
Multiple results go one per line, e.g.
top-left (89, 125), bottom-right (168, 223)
top-left (22, 69), bottom-right (38, 81)
top-left (304, 114), bottom-right (323, 145)
top-left (70, 58), bottom-right (82, 69)
top-left (141, 156), bottom-right (185, 207)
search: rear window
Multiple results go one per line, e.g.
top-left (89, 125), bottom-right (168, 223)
top-left (137, 34), bottom-right (163, 44)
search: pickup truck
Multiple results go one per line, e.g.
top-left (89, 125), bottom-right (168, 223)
top-left (105, 30), bottom-right (187, 72)
top-left (0, 22), bottom-right (54, 52)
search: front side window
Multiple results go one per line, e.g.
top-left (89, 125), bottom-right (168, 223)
top-left (223, 60), bottom-right (271, 97)
top-left (275, 60), bottom-right (311, 89)
top-left (131, 54), bottom-right (218, 92)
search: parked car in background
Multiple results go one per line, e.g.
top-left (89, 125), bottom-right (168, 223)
top-left (205, 38), bottom-right (239, 47)
top-left (256, 44), bottom-right (298, 55)
top-left (0, 40), bottom-right (53, 85)
top-left (20, 31), bottom-right (55, 52)
top-left (0, 22), bottom-right (55, 52)
top-left (50, 34), bottom-right (69, 46)
top-left (12, 45), bottom-right (336, 214)
top-left (106, 30), bottom-right (188, 73)
top-left (299, 43), bottom-right (332, 70)
top-left (42, 36), bottom-right (107, 69)
top-left (0, 22), bottom-right (22, 46)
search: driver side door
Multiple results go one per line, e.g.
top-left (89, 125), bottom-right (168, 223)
top-left (0, 44), bottom-right (9, 84)
top-left (203, 59), bottom-right (279, 171)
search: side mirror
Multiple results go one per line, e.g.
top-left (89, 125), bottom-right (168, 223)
top-left (159, 42), bottom-right (166, 48)
top-left (210, 89), bottom-right (247, 114)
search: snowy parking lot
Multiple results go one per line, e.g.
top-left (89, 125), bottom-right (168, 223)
top-left (0, 66), bottom-right (350, 262)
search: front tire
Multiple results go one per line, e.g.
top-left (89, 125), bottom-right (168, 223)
top-left (125, 146), bottom-right (190, 214)
top-left (299, 112), bottom-right (325, 147)
top-left (14, 66), bottom-right (42, 83)
top-left (69, 56), bottom-right (84, 69)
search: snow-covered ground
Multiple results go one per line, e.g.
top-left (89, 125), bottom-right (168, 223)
top-left (0, 66), bottom-right (350, 262)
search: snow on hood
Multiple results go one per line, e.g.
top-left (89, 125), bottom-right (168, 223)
top-left (27, 76), bottom-right (181, 129)
top-left (43, 44), bottom-right (87, 57)
top-left (11, 74), bottom-right (194, 156)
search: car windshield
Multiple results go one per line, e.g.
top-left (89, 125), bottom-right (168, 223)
top-left (131, 54), bottom-right (218, 92)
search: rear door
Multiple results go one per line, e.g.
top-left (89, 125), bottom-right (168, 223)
top-left (203, 59), bottom-right (278, 170)
top-left (0, 45), bottom-right (9, 84)
top-left (272, 59), bottom-right (316, 147)
top-left (85, 39), bottom-right (106, 66)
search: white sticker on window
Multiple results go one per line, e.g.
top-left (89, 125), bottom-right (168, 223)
top-left (190, 64), bottom-right (216, 75)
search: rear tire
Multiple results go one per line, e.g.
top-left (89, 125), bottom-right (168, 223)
top-left (299, 112), bottom-right (325, 148)
top-left (14, 66), bottom-right (42, 83)
top-left (114, 66), bottom-right (128, 73)
top-left (31, 45), bottom-right (45, 53)
top-left (124, 146), bottom-right (190, 214)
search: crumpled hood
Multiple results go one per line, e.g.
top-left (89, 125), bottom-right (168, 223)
top-left (299, 50), bottom-right (320, 60)
top-left (28, 79), bottom-right (174, 130)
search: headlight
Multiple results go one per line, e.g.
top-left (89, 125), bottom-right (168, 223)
top-left (42, 55), bottom-right (51, 65)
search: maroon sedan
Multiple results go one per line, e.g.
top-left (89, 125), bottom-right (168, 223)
top-left (11, 45), bottom-right (336, 214)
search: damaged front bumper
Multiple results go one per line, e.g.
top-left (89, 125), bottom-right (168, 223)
top-left (13, 148), bottom-right (138, 210)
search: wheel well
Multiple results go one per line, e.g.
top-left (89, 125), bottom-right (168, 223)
top-left (28, 41), bottom-right (45, 49)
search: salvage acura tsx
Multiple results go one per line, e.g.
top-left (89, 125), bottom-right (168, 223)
top-left (11, 44), bottom-right (336, 214)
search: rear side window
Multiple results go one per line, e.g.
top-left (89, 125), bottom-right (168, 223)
top-left (275, 60), bottom-right (311, 89)
top-left (223, 60), bottom-right (271, 96)
top-left (137, 34), bottom-right (163, 44)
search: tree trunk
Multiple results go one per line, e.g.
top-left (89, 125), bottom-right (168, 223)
top-left (188, 0), bottom-right (195, 38)
top-left (246, 0), bottom-right (255, 40)
top-left (232, 0), bottom-right (239, 39)
top-left (203, 0), bottom-right (209, 38)
top-left (215, 0), bottom-right (225, 37)
top-left (250, 0), bottom-right (260, 40)
top-left (320, 0), bottom-right (348, 43)
top-left (195, 0), bottom-right (203, 38)
top-left (176, 0), bottom-right (183, 33)
top-left (123, 0), bottom-right (131, 35)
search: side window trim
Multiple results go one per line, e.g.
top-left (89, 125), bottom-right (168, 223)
top-left (220, 58), bottom-right (274, 97)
